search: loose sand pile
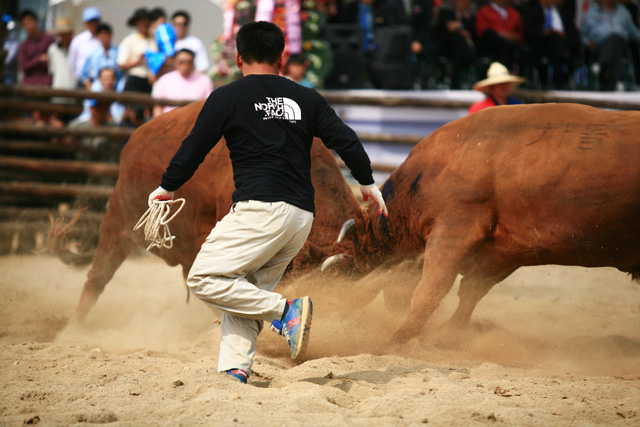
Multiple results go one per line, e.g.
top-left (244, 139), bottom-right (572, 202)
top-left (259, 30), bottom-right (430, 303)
top-left (1, 254), bottom-right (639, 426)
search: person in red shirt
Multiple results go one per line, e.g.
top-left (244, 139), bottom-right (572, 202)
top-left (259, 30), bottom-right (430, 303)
top-left (475, 0), bottom-right (526, 72)
top-left (17, 9), bottom-right (55, 86)
top-left (17, 9), bottom-right (56, 125)
top-left (468, 61), bottom-right (524, 114)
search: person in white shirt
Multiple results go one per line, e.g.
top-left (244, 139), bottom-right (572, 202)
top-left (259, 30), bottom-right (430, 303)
top-left (171, 10), bottom-right (210, 73)
top-left (68, 7), bottom-right (101, 85)
top-left (48, 17), bottom-right (76, 126)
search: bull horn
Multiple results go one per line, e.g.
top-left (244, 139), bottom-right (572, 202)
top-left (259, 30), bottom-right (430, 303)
top-left (337, 219), bottom-right (356, 243)
top-left (320, 254), bottom-right (349, 271)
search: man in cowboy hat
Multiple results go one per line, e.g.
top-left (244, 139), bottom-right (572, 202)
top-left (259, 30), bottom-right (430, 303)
top-left (117, 8), bottom-right (156, 93)
top-left (468, 61), bottom-right (524, 114)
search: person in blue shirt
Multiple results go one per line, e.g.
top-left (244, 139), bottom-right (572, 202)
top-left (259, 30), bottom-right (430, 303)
top-left (79, 23), bottom-right (123, 91)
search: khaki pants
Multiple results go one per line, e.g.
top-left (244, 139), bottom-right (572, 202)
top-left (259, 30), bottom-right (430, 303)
top-left (187, 200), bottom-right (314, 375)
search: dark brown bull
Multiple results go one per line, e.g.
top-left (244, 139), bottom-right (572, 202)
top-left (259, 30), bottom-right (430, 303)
top-left (338, 103), bottom-right (640, 342)
top-left (52, 100), bottom-right (360, 320)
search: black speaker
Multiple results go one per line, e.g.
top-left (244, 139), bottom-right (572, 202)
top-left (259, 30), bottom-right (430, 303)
top-left (371, 26), bottom-right (413, 89)
top-left (324, 25), bottom-right (366, 89)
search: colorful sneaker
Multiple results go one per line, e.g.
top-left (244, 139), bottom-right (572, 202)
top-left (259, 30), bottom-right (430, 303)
top-left (281, 297), bottom-right (313, 360)
top-left (226, 369), bottom-right (248, 384)
top-left (270, 319), bottom-right (283, 335)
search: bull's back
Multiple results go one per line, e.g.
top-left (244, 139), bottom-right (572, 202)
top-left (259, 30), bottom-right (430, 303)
top-left (112, 101), bottom-right (234, 258)
top-left (406, 104), bottom-right (640, 268)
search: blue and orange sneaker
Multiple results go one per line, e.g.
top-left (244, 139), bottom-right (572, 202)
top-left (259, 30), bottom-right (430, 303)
top-left (226, 368), bottom-right (248, 384)
top-left (272, 297), bottom-right (312, 360)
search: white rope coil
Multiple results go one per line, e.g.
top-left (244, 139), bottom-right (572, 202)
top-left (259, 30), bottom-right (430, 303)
top-left (133, 199), bottom-right (186, 251)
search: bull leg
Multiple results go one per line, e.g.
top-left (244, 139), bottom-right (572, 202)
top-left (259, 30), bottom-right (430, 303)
top-left (75, 202), bottom-right (136, 321)
top-left (446, 270), bottom-right (515, 328)
top-left (391, 209), bottom-right (494, 342)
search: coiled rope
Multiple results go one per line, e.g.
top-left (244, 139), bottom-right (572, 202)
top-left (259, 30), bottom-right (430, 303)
top-left (133, 199), bottom-right (186, 250)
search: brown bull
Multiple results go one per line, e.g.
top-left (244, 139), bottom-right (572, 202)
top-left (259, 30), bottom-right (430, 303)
top-left (53, 100), bottom-right (360, 320)
top-left (339, 103), bottom-right (640, 342)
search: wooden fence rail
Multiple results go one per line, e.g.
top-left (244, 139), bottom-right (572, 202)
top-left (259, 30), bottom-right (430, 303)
top-left (0, 139), bottom-right (77, 154)
top-left (0, 181), bottom-right (113, 199)
top-left (2, 85), bottom-right (638, 110)
top-left (0, 98), bottom-right (84, 115)
top-left (0, 155), bottom-right (120, 177)
top-left (0, 123), bottom-right (420, 146)
top-left (0, 85), bottom-right (190, 107)
top-left (0, 122), bottom-right (134, 140)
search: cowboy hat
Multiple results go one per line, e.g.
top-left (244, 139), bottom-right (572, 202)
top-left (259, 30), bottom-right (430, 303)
top-left (53, 17), bottom-right (73, 33)
top-left (127, 8), bottom-right (151, 27)
top-left (473, 62), bottom-right (525, 93)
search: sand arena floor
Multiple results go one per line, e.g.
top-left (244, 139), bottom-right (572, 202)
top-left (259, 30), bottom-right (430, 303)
top-left (1, 254), bottom-right (639, 426)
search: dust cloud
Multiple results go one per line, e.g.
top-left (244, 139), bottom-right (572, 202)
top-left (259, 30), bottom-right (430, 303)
top-left (3, 253), bottom-right (636, 377)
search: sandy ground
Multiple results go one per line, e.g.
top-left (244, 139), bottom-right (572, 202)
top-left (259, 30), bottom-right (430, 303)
top-left (1, 253), bottom-right (639, 426)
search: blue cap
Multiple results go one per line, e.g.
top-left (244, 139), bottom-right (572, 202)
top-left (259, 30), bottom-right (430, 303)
top-left (82, 7), bottom-right (101, 22)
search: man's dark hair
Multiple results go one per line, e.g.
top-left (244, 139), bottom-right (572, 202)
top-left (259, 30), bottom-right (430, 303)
top-left (171, 10), bottom-right (191, 26)
top-left (96, 23), bottom-right (112, 35)
top-left (286, 54), bottom-right (307, 66)
top-left (150, 7), bottom-right (167, 21)
top-left (19, 9), bottom-right (38, 21)
top-left (236, 21), bottom-right (284, 64)
top-left (176, 48), bottom-right (196, 58)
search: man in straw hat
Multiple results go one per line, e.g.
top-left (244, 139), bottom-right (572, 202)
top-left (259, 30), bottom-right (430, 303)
top-left (48, 17), bottom-right (76, 126)
top-left (48, 18), bottom-right (75, 89)
top-left (468, 61), bottom-right (524, 114)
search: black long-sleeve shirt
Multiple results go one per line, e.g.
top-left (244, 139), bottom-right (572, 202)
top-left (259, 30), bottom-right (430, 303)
top-left (160, 74), bottom-right (374, 214)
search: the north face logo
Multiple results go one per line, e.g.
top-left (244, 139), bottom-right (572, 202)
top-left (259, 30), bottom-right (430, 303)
top-left (254, 97), bottom-right (301, 122)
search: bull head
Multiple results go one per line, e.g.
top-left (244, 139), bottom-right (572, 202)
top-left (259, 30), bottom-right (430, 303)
top-left (322, 204), bottom-right (390, 273)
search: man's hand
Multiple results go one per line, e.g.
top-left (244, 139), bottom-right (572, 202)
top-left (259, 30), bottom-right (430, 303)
top-left (148, 186), bottom-right (174, 207)
top-left (360, 184), bottom-right (389, 217)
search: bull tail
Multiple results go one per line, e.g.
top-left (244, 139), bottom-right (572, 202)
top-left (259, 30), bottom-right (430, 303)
top-left (47, 208), bottom-right (96, 267)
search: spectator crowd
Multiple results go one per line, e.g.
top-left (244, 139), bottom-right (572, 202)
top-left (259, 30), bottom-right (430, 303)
top-left (325, 0), bottom-right (639, 90)
top-left (2, 0), bottom-right (639, 131)
top-left (4, 6), bottom-right (214, 130)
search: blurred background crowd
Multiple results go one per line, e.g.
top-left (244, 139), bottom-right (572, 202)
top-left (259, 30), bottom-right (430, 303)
top-left (2, 0), bottom-right (639, 128)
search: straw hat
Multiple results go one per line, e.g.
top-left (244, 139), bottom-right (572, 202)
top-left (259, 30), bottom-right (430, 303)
top-left (53, 17), bottom-right (73, 34)
top-left (473, 62), bottom-right (525, 93)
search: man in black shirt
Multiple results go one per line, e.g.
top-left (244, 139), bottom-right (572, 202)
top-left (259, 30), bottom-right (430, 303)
top-left (148, 21), bottom-right (387, 384)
